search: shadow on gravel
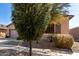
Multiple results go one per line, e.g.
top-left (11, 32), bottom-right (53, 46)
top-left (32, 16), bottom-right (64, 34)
top-left (29, 40), bottom-right (73, 55)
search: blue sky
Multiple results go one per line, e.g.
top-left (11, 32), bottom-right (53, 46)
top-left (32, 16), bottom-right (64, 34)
top-left (0, 3), bottom-right (79, 29)
top-left (0, 3), bottom-right (12, 25)
top-left (69, 3), bottom-right (79, 29)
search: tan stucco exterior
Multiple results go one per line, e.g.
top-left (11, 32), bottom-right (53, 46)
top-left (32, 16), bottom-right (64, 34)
top-left (61, 16), bottom-right (69, 34)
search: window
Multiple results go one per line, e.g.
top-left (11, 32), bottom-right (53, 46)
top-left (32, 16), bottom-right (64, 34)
top-left (45, 24), bottom-right (61, 34)
top-left (55, 24), bottom-right (61, 33)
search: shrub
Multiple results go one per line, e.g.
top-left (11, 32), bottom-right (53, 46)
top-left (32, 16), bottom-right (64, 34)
top-left (52, 34), bottom-right (74, 49)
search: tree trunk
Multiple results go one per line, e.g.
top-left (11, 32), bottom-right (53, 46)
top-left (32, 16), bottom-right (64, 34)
top-left (29, 40), bottom-right (32, 56)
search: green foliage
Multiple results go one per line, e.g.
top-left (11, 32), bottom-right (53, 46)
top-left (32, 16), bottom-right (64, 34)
top-left (12, 3), bottom-right (71, 56)
top-left (51, 3), bottom-right (70, 15)
top-left (12, 3), bottom-right (53, 41)
top-left (50, 3), bottom-right (70, 24)
top-left (52, 34), bottom-right (74, 49)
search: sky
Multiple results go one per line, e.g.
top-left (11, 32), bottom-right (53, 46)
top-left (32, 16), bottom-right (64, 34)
top-left (0, 3), bottom-right (79, 29)
top-left (0, 3), bottom-right (12, 25)
top-left (69, 3), bottom-right (79, 29)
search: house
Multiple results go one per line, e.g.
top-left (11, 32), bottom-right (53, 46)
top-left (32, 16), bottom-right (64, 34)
top-left (0, 24), bottom-right (8, 38)
top-left (6, 23), bottom-right (18, 38)
top-left (0, 15), bottom-right (73, 38)
top-left (70, 27), bottom-right (79, 42)
top-left (46, 15), bottom-right (73, 34)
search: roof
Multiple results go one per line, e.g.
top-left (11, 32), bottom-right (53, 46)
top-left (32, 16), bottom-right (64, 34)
top-left (64, 15), bottom-right (74, 20)
top-left (70, 27), bottom-right (79, 30)
top-left (0, 24), bottom-right (8, 30)
top-left (6, 23), bottom-right (13, 27)
top-left (50, 15), bottom-right (74, 24)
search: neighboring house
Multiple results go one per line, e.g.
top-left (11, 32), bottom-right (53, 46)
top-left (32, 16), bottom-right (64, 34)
top-left (0, 24), bottom-right (7, 38)
top-left (6, 23), bottom-right (18, 38)
top-left (70, 27), bottom-right (79, 42)
top-left (0, 15), bottom-right (73, 38)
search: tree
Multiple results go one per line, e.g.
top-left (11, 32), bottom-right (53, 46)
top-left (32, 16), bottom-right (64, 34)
top-left (12, 3), bottom-right (53, 56)
top-left (12, 3), bottom-right (71, 55)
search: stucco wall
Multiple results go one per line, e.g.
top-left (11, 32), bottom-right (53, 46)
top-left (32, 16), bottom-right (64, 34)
top-left (61, 19), bottom-right (69, 34)
top-left (46, 16), bottom-right (70, 34)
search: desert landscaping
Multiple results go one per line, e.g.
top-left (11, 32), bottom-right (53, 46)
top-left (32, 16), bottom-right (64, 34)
top-left (0, 35), bottom-right (79, 56)
top-left (0, 3), bottom-right (79, 56)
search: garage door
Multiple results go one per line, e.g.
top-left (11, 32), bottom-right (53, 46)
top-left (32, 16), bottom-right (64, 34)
top-left (10, 30), bottom-right (18, 38)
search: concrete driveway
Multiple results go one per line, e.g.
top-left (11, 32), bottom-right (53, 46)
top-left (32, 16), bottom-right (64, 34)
top-left (0, 38), bottom-right (22, 48)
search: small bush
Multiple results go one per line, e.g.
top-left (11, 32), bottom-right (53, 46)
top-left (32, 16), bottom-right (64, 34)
top-left (52, 34), bottom-right (74, 49)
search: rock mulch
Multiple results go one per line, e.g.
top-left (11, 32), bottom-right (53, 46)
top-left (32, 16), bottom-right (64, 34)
top-left (0, 45), bottom-right (74, 56)
top-left (0, 49), bottom-right (29, 56)
top-left (0, 38), bottom-right (79, 56)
